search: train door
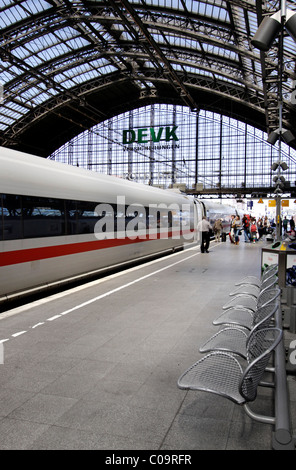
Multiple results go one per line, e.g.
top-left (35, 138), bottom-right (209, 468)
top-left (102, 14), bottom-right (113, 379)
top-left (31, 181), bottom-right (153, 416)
top-left (194, 199), bottom-right (203, 243)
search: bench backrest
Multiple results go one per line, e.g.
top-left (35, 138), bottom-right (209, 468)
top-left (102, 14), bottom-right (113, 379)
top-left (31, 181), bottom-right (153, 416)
top-left (251, 302), bottom-right (278, 330)
top-left (260, 275), bottom-right (278, 293)
top-left (257, 287), bottom-right (281, 308)
top-left (262, 264), bottom-right (278, 278)
top-left (240, 327), bottom-right (282, 402)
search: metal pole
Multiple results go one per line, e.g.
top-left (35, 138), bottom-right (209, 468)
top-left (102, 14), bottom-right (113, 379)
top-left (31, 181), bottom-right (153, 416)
top-left (275, 194), bottom-right (281, 240)
top-left (272, 304), bottom-right (294, 450)
top-left (275, 1), bottom-right (285, 241)
top-left (273, 1), bottom-right (295, 449)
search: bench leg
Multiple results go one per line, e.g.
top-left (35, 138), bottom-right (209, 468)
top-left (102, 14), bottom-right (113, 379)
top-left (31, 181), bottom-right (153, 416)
top-left (243, 403), bottom-right (275, 425)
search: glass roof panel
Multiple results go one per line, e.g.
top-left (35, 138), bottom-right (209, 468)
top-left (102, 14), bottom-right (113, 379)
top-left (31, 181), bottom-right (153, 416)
top-left (0, 0), bottom-right (295, 151)
top-left (7, 102), bottom-right (29, 115)
top-left (1, 106), bottom-right (23, 119)
top-left (0, 0), bottom-right (51, 27)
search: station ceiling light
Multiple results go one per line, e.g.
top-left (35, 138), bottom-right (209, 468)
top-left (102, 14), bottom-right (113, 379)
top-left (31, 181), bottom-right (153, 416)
top-left (251, 11), bottom-right (282, 51)
top-left (285, 9), bottom-right (296, 42)
top-left (267, 128), bottom-right (295, 145)
top-left (251, 9), bottom-right (296, 51)
top-left (273, 175), bottom-right (286, 183)
top-left (271, 161), bottom-right (289, 171)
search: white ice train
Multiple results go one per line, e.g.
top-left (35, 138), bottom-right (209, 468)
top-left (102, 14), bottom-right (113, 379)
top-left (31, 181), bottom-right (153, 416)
top-left (0, 146), bottom-right (237, 303)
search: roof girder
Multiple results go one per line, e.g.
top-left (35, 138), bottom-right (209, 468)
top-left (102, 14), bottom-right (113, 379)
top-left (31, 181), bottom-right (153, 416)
top-left (0, 0), bottom-right (295, 156)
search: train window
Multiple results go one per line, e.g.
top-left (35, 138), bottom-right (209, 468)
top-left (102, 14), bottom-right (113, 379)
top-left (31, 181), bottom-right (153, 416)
top-left (67, 200), bottom-right (120, 236)
top-left (66, 200), bottom-right (101, 234)
top-left (2, 194), bottom-right (185, 241)
top-left (125, 205), bottom-right (147, 237)
top-left (94, 202), bottom-right (116, 235)
top-left (180, 209), bottom-right (190, 228)
top-left (65, 200), bottom-right (78, 234)
top-left (2, 194), bottom-right (23, 240)
top-left (145, 207), bottom-right (177, 231)
top-left (22, 196), bottom-right (65, 238)
top-left (115, 209), bottom-right (125, 234)
top-left (172, 210), bottom-right (181, 228)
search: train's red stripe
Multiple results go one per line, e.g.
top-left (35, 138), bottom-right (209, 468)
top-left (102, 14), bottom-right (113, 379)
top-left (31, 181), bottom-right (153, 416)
top-left (0, 230), bottom-right (194, 267)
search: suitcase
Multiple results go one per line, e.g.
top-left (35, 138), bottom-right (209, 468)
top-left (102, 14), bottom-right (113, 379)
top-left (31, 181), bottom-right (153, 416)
top-left (221, 232), bottom-right (226, 242)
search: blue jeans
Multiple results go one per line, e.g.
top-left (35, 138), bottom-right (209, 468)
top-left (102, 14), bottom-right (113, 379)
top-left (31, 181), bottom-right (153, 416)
top-left (244, 229), bottom-right (250, 242)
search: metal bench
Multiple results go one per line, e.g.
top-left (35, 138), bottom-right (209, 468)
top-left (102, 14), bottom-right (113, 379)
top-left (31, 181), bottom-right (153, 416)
top-left (213, 287), bottom-right (281, 327)
top-left (219, 287), bottom-right (281, 318)
top-left (199, 302), bottom-right (278, 359)
top-left (229, 275), bottom-right (278, 298)
top-left (235, 264), bottom-right (278, 288)
top-left (178, 327), bottom-right (282, 410)
top-left (178, 265), bottom-right (294, 450)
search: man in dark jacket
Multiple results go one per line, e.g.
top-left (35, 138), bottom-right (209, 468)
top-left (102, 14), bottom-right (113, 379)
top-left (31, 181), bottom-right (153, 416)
top-left (197, 216), bottom-right (212, 253)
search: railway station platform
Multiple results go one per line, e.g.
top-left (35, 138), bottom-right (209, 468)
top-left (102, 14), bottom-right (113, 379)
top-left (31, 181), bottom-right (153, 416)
top-left (0, 237), bottom-right (295, 452)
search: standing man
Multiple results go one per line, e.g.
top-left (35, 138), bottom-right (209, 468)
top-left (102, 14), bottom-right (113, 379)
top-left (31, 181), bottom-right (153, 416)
top-left (242, 214), bottom-right (250, 243)
top-left (197, 216), bottom-right (212, 253)
top-left (290, 216), bottom-right (295, 235)
top-left (283, 216), bottom-right (288, 236)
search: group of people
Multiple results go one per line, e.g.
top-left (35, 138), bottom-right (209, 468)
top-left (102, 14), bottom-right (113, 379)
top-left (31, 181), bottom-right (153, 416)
top-left (231, 214), bottom-right (296, 244)
top-left (238, 214), bottom-right (259, 244)
top-left (197, 212), bottom-right (296, 253)
top-left (231, 214), bottom-right (271, 245)
top-left (282, 216), bottom-right (296, 236)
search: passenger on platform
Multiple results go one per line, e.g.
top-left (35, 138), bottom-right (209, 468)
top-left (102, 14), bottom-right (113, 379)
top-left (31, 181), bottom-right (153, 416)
top-left (229, 215), bottom-right (236, 244)
top-left (283, 216), bottom-right (288, 235)
top-left (232, 215), bottom-right (241, 245)
top-left (257, 217), bottom-right (264, 238)
top-left (290, 216), bottom-right (295, 233)
top-left (250, 219), bottom-right (258, 243)
top-left (263, 216), bottom-right (269, 235)
top-left (197, 216), bottom-right (212, 253)
top-left (213, 218), bottom-right (223, 242)
top-left (242, 214), bottom-right (250, 243)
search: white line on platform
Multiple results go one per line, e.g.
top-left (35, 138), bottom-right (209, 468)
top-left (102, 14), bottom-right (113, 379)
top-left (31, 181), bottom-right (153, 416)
top-left (58, 252), bottom-right (198, 317)
top-left (0, 244), bottom-right (202, 320)
top-left (1, 245), bottom-right (205, 342)
top-left (11, 331), bottom-right (26, 337)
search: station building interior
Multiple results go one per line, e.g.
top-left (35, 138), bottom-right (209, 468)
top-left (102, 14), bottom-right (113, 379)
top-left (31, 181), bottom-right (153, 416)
top-left (1, 0), bottom-right (296, 452)
top-left (1, 0), bottom-right (296, 213)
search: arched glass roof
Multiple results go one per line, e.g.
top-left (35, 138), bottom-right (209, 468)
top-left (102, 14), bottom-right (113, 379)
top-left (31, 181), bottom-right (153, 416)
top-left (50, 103), bottom-right (296, 198)
top-left (1, 0), bottom-right (296, 157)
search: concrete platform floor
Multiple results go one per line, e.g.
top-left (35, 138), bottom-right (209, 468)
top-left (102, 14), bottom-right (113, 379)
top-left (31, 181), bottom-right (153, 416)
top-left (0, 238), bottom-right (295, 451)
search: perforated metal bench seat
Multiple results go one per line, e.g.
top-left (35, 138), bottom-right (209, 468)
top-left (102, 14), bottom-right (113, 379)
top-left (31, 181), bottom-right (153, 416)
top-left (201, 303), bottom-right (278, 358)
top-left (222, 295), bottom-right (258, 311)
top-left (214, 288), bottom-right (280, 328)
top-left (234, 264), bottom-right (278, 287)
top-left (213, 307), bottom-right (254, 328)
top-left (199, 327), bottom-right (250, 358)
top-left (222, 286), bottom-right (280, 312)
top-left (229, 284), bottom-right (261, 298)
top-left (229, 275), bottom-right (277, 298)
top-left (178, 351), bottom-right (245, 403)
top-left (178, 328), bottom-right (282, 406)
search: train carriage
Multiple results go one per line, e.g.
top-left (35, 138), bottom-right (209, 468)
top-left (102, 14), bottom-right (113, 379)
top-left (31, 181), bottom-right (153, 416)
top-left (0, 147), bottom-right (200, 302)
top-left (0, 146), bottom-right (240, 303)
